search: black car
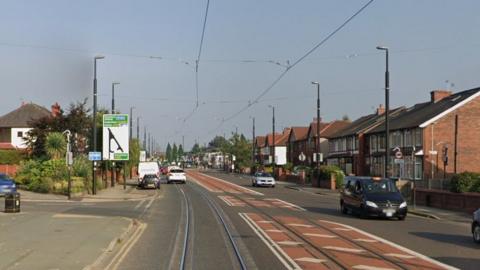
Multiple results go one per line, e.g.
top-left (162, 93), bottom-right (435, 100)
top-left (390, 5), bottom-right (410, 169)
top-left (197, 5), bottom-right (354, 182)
top-left (340, 176), bottom-right (408, 220)
top-left (472, 208), bottom-right (480, 244)
top-left (139, 174), bottom-right (160, 189)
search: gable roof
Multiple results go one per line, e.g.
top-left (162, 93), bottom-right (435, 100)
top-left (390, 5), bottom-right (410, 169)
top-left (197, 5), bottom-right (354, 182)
top-left (329, 107), bottom-right (406, 138)
top-left (0, 103), bottom-right (51, 128)
top-left (367, 87), bottom-right (480, 134)
top-left (288, 127), bottom-right (309, 142)
top-left (307, 120), bottom-right (352, 139)
top-left (254, 136), bottom-right (265, 147)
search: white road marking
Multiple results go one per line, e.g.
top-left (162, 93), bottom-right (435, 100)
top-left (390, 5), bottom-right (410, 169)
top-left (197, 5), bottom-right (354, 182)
top-left (303, 233), bottom-right (337, 238)
top-left (286, 223), bottom-right (314, 228)
top-left (239, 213), bottom-right (301, 270)
top-left (353, 265), bottom-right (396, 270)
top-left (294, 257), bottom-right (327, 264)
top-left (257, 220), bottom-right (273, 224)
top-left (105, 222), bottom-right (148, 270)
top-left (265, 229), bottom-right (284, 233)
top-left (332, 227), bottom-right (352, 231)
top-left (384, 253), bottom-right (416, 259)
top-left (354, 238), bottom-right (377, 243)
top-left (317, 219), bottom-right (460, 270)
top-left (277, 241), bottom-right (302, 246)
top-left (269, 198), bottom-right (306, 211)
top-left (198, 173), bottom-right (264, 195)
top-left (218, 196), bottom-right (233, 206)
top-left (53, 213), bottom-right (103, 219)
top-left (323, 246), bottom-right (365, 253)
top-left (134, 199), bottom-right (145, 210)
top-left (144, 197), bottom-right (155, 209)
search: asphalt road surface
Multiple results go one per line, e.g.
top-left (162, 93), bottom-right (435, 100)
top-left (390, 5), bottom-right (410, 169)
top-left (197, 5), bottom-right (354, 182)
top-left (111, 169), bottom-right (480, 270)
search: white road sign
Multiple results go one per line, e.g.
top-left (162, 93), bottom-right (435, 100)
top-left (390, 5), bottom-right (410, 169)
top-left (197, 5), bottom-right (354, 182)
top-left (103, 114), bottom-right (129, 161)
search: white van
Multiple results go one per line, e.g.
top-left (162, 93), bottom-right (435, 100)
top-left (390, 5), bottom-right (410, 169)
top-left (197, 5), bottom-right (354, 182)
top-left (138, 162), bottom-right (160, 182)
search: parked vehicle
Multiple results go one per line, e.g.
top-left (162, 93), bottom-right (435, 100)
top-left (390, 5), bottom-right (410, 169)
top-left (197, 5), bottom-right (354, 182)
top-left (472, 208), bottom-right (480, 243)
top-left (138, 162), bottom-right (160, 183)
top-left (139, 174), bottom-right (160, 189)
top-left (167, 169), bottom-right (186, 184)
top-left (0, 173), bottom-right (17, 196)
top-left (340, 176), bottom-right (407, 220)
top-left (252, 172), bottom-right (275, 187)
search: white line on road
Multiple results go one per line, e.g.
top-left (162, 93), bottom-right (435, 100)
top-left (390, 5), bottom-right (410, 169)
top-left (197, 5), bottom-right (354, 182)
top-left (286, 223), bottom-right (314, 228)
top-left (239, 213), bottom-right (301, 270)
top-left (352, 265), bottom-right (396, 270)
top-left (134, 199), bottom-right (146, 210)
top-left (144, 198), bottom-right (155, 209)
top-left (105, 222), bottom-right (148, 270)
top-left (270, 198), bottom-right (306, 211)
top-left (303, 233), bottom-right (337, 238)
top-left (294, 257), bottom-right (327, 264)
top-left (323, 246), bottom-right (365, 253)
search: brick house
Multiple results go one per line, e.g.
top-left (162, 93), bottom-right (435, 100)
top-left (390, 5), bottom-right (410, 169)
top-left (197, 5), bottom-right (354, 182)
top-left (364, 88), bottom-right (480, 186)
top-left (287, 127), bottom-right (309, 166)
top-left (262, 128), bottom-right (291, 166)
top-left (254, 136), bottom-right (266, 164)
top-left (0, 103), bottom-right (59, 150)
top-left (305, 119), bottom-right (351, 166)
top-left (327, 106), bottom-right (405, 176)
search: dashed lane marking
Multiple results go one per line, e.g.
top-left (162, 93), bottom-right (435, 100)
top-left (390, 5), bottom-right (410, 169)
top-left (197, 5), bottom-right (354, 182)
top-left (332, 227), bottom-right (352, 231)
top-left (353, 238), bottom-right (378, 243)
top-left (352, 265), bottom-right (396, 270)
top-left (134, 199), bottom-right (146, 210)
top-left (384, 253), bottom-right (416, 259)
top-left (257, 220), bottom-right (273, 224)
top-left (322, 246), bottom-right (365, 253)
top-left (303, 233), bottom-right (337, 238)
top-left (265, 229), bottom-right (284, 233)
top-left (286, 223), bottom-right (314, 228)
top-left (294, 257), bottom-right (328, 264)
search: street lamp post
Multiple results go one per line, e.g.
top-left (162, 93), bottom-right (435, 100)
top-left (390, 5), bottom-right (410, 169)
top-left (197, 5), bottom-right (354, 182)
top-left (136, 117), bottom-right (140, 140)
top-left (269, 105), bottom-right (276, 179)
top-left (111, 82), bottom-right (120, 114)
top-left (377, 46), bottom-right (390, 178)
top-left (250, 116), bottom-right (255, 173)
top-left (311, 81), bottom-right (321, 182)
top-left (92, 55), bottom-right (105, 195)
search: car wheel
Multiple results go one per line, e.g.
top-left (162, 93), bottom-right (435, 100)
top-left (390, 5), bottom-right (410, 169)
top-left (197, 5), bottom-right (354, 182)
top-left (271, 185), bottom-right (275, 188)
top-left (252, 181), bottom-right (256, 187)
top-left (473, 223), bottom-right (480, 243)
top-left (340, 202), bottom-right (348, 214)
top-left (397, 215), bottom-right (406, 221)
top-left (167, 181), bottom-right (171, 184)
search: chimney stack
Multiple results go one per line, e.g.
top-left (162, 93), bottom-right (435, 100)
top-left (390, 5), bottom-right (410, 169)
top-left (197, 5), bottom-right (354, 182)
top-left (376, 104), bottom-right (385, 115)
top-left (430, 90), bottom-right (452, 103)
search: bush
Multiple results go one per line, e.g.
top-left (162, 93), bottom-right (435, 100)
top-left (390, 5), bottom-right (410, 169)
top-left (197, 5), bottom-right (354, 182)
top-left (0, 150), bottom-right (26, 164)
top-left (317, 165), bottom-right (345, 189)
top-left (450, 172), bottom-right (480, 193)
top-left (28, 177), bottom-right (53, 193)
top-left (72, 155), bottom-right (91, 179)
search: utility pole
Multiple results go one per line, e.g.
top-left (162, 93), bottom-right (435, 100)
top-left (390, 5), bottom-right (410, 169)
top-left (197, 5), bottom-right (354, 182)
top-left (111, 82), bottom-right (120, 114)
top-left (130, 107), bottom-right (134, 141)
top-left (377, 46), bottom-right (390, 178)
top-left (144, 126), bottom-right (147, 152)
top-left (251, 117), bottom-right (255, 172)
top-left (312, 81), bottom-right (321, 182)
top-left (92, 55), bottom-right (104, 195)
top-left (110, 82), bottom-right (119, 188)
top-left (269, 105), bottom-right (276, 179)
top-left (136, 117), bottom-right (140, 140)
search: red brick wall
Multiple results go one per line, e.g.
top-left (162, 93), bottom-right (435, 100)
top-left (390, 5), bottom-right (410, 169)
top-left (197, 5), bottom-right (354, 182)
top-left (423, 96), bottom-right (480, 178)
top-left (0, 164), bottom-right (18, 177)
top-left (415, 188), bottom-right (480, 213)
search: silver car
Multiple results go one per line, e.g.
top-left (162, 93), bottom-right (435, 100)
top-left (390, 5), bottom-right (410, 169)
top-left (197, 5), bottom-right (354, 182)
top-left (473, 208), bottom-right (480, 243)
top-left (252, 172), bottom-right (275, 188)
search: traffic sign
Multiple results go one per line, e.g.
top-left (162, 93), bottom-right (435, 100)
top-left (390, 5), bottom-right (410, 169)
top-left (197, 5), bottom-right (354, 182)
top-left (102, 114), bottom-right (130, 161)
top-left (395, 151), bottom-right (403, 159)
top-left (88, 152), bottom-right (102, 161)
top-left (298, 152), bottom-right (306, 162)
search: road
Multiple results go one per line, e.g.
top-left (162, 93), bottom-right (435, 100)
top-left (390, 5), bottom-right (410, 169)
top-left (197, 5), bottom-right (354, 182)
top-left (114, 169), bottom-right (479, 270)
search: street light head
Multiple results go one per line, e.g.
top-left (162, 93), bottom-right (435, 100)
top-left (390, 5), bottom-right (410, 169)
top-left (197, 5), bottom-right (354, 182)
top-left (311, 81), bottom-right (319, 85)
top-left (94, 55), bottom-right (105, 60)
top-left (112, 82), bottom-right (120, 86)
top-left (376, 46), bottom-right (388, 51)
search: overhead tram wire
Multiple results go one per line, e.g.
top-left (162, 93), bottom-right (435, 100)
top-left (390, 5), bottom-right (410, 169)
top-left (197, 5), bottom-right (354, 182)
top-left (208, 0), bottom-right (375, 134)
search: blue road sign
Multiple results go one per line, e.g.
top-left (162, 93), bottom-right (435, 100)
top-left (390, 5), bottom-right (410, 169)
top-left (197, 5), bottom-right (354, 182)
top-left (88, 152), bottom-right (102, 161)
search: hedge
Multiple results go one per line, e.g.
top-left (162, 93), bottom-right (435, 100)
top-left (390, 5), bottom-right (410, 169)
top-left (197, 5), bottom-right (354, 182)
top-left (450, 172), bottom-right (480, 193)
top-left (0, 150), bottom-right (26, 164)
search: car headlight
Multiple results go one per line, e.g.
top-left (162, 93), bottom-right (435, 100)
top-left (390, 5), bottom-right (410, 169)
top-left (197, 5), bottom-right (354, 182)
top-left (12, 184), bottom-right (16, 188)
top-left (399, 201), bottom-right (407, 208)
top-left (366, 201), bottom-right (378, 208)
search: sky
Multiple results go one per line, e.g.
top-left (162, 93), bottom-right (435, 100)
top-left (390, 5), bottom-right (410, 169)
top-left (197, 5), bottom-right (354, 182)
top-left (0, 0), bottom-right (479, 151)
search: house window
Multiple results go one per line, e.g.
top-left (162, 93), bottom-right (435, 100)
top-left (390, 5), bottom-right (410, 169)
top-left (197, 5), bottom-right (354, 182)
top-left (370, 135), bottom-right (377, 152)
top-left (414, 128), bottom-right (422, 146)
top-left (378, 134), bottom-right (385, 151)
top-left (17, 131), bottom-right (23, 138)
top-left (404, 130), bottom-right (412, 147)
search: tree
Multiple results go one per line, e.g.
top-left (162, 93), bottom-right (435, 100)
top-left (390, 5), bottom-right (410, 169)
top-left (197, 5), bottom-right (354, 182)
top-left (191, 143), bottom-right (201, 155)
top-left (178, 144), bottom-right (184, 160)
top-left (172, 143), bottom-right (178, 162)
top-left (45, 132), bottom-right (66, 160)
top-left (208, 136), bottom-right (228, 150)
top-left (166, 143), bottom-right (172, 162)
top-left (128, 138), bottom-right (141, 177)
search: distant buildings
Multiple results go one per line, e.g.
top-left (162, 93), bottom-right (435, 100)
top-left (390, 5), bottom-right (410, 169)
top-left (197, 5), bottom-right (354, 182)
top-left (0, 102), bottom-right (59, 150)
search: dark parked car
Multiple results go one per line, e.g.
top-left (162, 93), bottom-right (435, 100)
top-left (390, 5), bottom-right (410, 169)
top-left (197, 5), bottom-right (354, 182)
top-left (0, 173), bottom-right (17, 196)
top-left (472, 208), bottom-right (480, 243)
top-left (340, 176), bottom-right (408, 220)
top-left (139, 174), bottom-right (160, 189)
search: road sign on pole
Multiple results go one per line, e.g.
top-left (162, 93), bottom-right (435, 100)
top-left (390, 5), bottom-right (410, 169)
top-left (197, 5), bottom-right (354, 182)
top-left (103, 114), bottom-right (130, 161)
top-left (299, 152), bottom-right (306, 162)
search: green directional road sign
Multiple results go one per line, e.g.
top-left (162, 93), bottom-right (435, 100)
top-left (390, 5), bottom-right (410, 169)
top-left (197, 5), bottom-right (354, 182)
top-left (103, 114), bottom-right (130, 161)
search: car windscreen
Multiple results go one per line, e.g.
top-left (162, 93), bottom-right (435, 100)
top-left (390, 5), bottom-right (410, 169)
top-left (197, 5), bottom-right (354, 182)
top-left (362, 179), bottom-right (398, 193)
top-left (170, 169), bottom-right (184, 173)
top-left (257, 173), bottom-right (272, 177)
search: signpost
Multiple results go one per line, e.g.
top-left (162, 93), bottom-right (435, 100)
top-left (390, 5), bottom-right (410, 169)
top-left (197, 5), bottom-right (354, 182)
top-left (103, 114), bottom-right (129, 189)
top-left (299, 152), bottom-right (306, 162)
top-left (103, 114), bottom-right (130, 161)
top-left (88, 152), bottom-right (102, 161)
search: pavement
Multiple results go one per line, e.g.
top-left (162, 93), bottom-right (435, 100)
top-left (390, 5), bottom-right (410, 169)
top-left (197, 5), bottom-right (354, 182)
top-left (0, 180), bottom-right (157, 270)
